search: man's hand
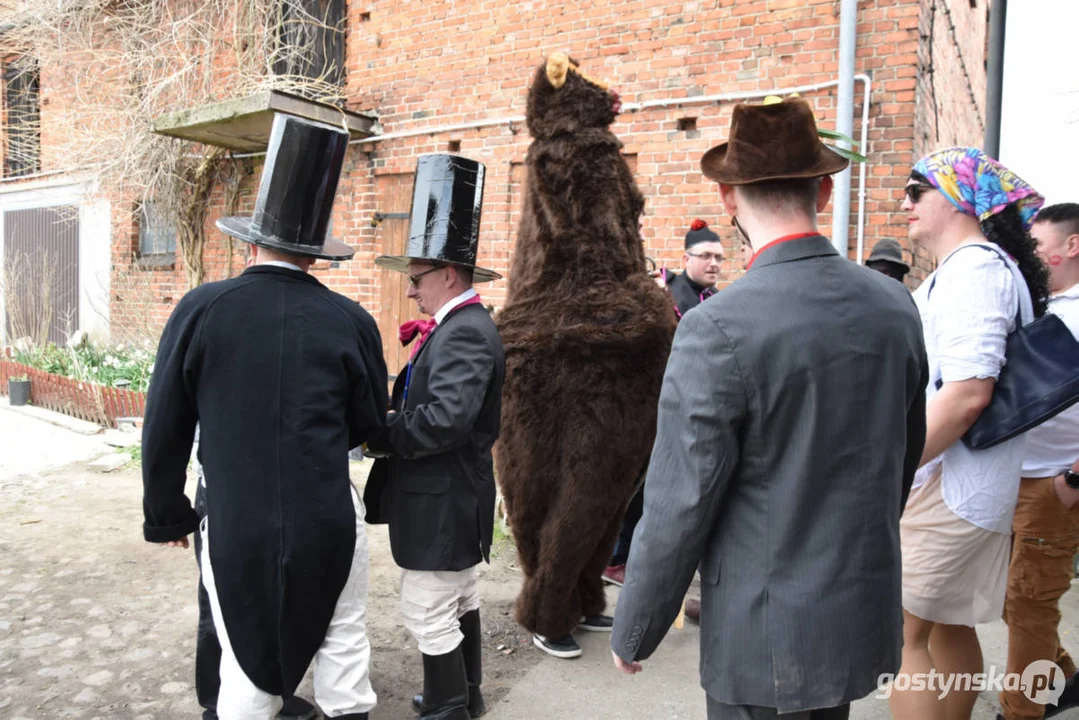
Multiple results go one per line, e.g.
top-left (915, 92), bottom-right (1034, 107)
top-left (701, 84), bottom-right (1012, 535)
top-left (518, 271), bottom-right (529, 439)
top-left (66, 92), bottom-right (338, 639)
top-left (649, 269), bottom-right (667, 290)
top-left (612, 650), bottom-right (643, 675)
top-left (159, 536), bottom-right (190, 549)
top-left (1053, 474), bottom-right (1079, 509)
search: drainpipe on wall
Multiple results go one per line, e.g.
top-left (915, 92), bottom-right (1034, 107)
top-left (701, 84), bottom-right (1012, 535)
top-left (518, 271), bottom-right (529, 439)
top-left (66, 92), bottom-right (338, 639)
top-left (833, 0), bottom-right (858, 258)
top-left (985, 0), bottom-right (1007, 159)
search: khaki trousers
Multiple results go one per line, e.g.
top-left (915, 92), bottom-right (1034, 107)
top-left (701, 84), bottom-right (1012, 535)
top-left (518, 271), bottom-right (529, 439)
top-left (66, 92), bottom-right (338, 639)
top-left (1000, 476), bottom-right (1079, 720)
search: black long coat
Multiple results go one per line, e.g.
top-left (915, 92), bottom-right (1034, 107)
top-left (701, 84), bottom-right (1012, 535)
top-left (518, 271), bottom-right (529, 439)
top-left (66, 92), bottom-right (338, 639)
top-left (141, 265), bottom-right (388, 696)
top-left (364, 302), bottom-right (505, 571)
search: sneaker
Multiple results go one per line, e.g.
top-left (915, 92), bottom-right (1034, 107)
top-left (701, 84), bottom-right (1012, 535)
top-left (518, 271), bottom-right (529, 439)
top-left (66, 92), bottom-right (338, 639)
top-left (533, 633), bottom-right (582, 659)
top-left (578, 614), bottom-right (614, 632)
top-left (602, 564), bottom-right (626, 587)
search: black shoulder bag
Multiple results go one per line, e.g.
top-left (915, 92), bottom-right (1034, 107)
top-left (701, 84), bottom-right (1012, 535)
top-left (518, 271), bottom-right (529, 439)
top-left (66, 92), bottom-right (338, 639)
top-left (929, 244), bottom-right (1079, 450)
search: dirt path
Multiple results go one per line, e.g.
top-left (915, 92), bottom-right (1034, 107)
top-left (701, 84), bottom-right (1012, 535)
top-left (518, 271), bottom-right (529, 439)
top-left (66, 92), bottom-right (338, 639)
top-left (0, 455), bottom-right (540, 719)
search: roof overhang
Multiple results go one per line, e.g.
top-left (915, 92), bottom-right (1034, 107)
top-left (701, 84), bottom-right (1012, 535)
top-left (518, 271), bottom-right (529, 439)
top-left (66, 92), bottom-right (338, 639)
top-left (151, 89), bottom-right (378, 153)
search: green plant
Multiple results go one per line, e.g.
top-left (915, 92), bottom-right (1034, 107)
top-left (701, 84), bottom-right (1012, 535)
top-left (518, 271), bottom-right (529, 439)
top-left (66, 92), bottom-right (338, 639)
top-left (10, 374), bottom-right (29, 382)
top-left (13, 341), bottom-right (155, 393)
top-left (817, 128), bottom-right (870, 164)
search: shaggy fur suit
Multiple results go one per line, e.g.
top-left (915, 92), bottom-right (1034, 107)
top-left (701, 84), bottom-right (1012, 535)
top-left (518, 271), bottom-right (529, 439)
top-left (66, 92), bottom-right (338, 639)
top-left (495, 55), bottom-right (677, 639)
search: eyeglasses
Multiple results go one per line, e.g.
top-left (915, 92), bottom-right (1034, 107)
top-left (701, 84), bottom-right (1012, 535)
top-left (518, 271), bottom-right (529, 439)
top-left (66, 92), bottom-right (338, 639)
top-left (904, 183), bottom-right (935, 204)
top-left (408, 266), bottom-right (444, 288)
top-left (686, 251), bottom-right (724, 263)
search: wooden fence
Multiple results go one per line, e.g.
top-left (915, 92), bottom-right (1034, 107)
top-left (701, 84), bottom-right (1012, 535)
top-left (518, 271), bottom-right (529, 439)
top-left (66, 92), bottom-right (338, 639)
top-left (0, 358), bottom-right (146, 427)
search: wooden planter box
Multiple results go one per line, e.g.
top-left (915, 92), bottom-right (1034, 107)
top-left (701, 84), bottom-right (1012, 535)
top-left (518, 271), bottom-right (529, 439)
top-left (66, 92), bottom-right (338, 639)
top-left (0, 358), bottom-right (146, 427)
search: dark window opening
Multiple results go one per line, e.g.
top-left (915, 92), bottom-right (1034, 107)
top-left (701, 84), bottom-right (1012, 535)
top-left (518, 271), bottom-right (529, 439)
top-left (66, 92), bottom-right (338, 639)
top-left (360, 11), bottom-right (371, 21)
top-left (273, 0), bottom-right (347, 97)
top-left (677, 117), bottom-right (697, 133)
top-left (138, 202), bottom-right (177, 257)
top-left (447, 140), bottom-right (461, 152)
top-left (3, 57), bottom-right (41, 178)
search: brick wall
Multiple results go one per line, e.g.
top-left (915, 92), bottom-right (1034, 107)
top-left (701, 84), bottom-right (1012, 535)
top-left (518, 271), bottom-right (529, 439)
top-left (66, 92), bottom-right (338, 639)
top-left (2, 0), bottom-right (991, 350)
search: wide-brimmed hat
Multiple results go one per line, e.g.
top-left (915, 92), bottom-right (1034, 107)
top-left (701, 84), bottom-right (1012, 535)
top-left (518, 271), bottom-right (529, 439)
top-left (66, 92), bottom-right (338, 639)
top-left (701, 98), bottom-right (849, 185)
top-left (216, 113), bottom-right (354, 261)
top-left (375, 154), bottom-right (502, 282)
top-left (866, 238), bottom-right (910, 272)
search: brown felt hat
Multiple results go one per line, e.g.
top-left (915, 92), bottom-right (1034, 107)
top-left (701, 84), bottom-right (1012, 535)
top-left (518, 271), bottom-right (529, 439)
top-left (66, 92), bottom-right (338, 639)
top-left (701, 98), bottom-right (849, 185)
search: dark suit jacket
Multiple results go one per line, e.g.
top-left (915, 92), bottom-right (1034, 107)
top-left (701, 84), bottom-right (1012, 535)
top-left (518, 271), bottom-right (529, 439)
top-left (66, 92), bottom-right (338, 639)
top-left (610, 235), bottom-right (928, 713)
top-left (365, 302), bottom-right (506, 571)
top-left (141, 265), bottom-right (388, 696)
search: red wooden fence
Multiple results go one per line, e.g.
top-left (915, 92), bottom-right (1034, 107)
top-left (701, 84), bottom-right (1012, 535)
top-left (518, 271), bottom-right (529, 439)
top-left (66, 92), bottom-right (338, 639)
top-left (0, 358), bottom-right (146, 427)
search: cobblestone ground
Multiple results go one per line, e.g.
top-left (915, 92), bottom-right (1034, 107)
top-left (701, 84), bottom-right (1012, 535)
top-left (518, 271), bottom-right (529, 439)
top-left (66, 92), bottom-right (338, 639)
top-left (0, 445), bottom-right (536, 719)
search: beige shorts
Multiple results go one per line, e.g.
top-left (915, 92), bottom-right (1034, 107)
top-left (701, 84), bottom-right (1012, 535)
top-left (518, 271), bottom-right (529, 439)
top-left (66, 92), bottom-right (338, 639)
top-left (900, 469), bottom-right (1011, 626)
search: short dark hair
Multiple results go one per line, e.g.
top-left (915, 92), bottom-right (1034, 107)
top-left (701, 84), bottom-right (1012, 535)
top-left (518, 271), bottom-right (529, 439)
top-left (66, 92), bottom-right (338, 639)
top-left (1034, 203), bottom-right (1079, 237)
top-left (737, 177), bottom-right (822, 218)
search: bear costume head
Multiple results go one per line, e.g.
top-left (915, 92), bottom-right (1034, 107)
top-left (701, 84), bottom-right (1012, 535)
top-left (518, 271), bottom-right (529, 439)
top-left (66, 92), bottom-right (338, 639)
top-left (526, 52), bottom-right (623, 139)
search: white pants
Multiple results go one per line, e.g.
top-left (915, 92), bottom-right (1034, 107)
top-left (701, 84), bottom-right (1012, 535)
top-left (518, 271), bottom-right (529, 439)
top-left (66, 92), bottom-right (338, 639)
top-left (200, 486), bottom-right (377, 720)
top-left (400, 566), bottom-right (481, 656)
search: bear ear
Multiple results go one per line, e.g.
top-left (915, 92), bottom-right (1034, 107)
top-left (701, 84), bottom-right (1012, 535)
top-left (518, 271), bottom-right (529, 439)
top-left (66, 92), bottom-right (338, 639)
top-left (546, 52), bottom-right (571, 89)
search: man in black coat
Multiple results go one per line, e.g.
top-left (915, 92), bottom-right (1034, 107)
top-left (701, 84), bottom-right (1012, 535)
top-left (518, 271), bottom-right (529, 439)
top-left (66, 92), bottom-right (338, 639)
top-left (364, 154), bottom-right (506, 720)
top-left (652, 218), bottom-right (725, 318)
top-left (142, 115), bottom-right (388, 720)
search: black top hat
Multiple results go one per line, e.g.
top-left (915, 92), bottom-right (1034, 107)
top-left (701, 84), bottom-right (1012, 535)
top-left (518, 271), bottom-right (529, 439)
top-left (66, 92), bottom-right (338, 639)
top-left (375, 154), bottom-right (502, 282)
top-left (216, 114), bottom-right (354, 261)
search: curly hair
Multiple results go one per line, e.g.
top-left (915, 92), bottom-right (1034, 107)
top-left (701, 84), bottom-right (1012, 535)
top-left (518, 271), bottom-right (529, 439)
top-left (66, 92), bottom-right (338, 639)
top-left (980, 203), bottom-right (1051, 318)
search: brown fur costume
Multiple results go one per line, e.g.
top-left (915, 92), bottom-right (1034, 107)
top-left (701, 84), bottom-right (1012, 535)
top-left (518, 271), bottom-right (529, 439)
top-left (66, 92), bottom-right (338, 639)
top-left (495, 54), bottom-right (676, 639)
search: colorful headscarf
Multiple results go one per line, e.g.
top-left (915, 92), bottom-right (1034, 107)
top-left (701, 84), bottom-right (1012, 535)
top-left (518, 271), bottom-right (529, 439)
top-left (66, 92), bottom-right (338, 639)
top-left (912, 147), bottom-right (1045, 230)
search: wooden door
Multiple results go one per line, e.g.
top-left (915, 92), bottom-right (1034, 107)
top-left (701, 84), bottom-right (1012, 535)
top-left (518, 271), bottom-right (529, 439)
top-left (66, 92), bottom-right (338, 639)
top-left (3, 205), bottom-right (79, 346)
top-left (375, 174), bottom-right (414, 379)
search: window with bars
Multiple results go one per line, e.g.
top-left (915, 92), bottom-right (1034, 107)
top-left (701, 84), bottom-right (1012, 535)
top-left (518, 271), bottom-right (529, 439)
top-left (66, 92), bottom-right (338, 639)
top-left (272, 0), bottom-right (346, 96)
top-left (138, 202), bottom-right (177, 256)
top-left (3, 57), bottom-right (41, 178)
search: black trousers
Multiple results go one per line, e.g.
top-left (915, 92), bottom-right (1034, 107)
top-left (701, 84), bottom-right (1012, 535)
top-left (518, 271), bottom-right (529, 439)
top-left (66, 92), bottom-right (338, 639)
top-left (706, 696), bottom-right (851, 720)
top-left (610, 486), bottom-right (644, 566)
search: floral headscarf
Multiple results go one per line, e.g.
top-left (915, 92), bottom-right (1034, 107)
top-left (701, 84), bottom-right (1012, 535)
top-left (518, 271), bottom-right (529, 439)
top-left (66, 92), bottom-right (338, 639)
top-left (912, 147), bottom-right (1045, 230)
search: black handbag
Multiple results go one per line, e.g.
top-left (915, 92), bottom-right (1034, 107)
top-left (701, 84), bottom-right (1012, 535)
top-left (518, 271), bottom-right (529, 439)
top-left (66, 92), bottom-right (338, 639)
top-left (929, 244), bottom-right (1079, 451)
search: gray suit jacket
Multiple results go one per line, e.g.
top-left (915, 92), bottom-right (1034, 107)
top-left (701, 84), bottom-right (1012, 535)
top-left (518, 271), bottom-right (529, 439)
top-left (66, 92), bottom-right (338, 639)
top-left (610, 235), bottom-right (928, 713)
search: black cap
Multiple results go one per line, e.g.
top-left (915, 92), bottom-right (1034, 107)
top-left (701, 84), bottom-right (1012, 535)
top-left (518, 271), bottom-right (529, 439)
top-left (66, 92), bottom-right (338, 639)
top-left (685, 219), bottom-right (722, 249)
top-left (375, 154), bottom-right (501, 282)
top-left (216, 113), bottom-right (353, 261)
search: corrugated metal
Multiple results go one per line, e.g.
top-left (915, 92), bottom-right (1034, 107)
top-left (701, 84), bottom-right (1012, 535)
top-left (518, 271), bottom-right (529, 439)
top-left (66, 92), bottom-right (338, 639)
top-left (3, 205), bottom-right (79, 346)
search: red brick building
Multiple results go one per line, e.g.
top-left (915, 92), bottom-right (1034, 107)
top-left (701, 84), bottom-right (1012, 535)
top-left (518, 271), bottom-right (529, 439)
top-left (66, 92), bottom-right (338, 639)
top-left (0, 0), bottom-right (992, 368)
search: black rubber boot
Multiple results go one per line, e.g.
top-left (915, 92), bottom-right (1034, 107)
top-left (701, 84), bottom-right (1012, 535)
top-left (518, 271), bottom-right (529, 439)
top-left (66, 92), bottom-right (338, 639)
top-left (458, 609), bottom-right (487, 717)
top-left (413, 612), bottom-right (487, 717)
top-left (415, 646), bottom-right (470, 720)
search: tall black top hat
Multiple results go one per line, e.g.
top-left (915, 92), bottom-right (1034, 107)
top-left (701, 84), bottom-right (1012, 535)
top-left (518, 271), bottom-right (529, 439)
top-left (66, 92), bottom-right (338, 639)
top-left (216, 113), bottom-right (354, 261)
top-left (375, 154), bottom-right (502, 282)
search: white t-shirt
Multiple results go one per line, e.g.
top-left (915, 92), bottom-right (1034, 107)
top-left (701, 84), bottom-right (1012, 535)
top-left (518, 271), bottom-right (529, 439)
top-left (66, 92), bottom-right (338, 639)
top-left (912, 241), bottom-right (1035, 534)
top-left (1022, 283), bottom-right (1079, 477)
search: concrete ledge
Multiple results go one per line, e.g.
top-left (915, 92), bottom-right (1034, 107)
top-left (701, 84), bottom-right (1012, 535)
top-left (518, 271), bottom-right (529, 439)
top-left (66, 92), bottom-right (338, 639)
top-left (3, 404), bottom-right (103, 435)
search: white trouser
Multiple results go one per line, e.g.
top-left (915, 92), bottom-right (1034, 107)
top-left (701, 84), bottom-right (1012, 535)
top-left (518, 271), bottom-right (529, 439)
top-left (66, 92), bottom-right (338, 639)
top-left (200, 486), bottom-right (377, 720)
top-left (400, 566), bottom-right (481, 656)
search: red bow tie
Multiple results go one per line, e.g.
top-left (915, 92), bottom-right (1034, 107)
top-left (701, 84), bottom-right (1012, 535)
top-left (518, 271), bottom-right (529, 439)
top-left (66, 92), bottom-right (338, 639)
top-left (398, 295), bottom-right (483, 360)
top-left (399, 318), bottom-right (437, 359)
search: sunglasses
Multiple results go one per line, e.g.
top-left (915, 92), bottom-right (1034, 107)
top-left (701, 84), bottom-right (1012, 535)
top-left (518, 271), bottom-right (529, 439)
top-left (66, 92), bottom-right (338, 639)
top-left (904, 183), bottom-right (935, 204)
top-left (408, 265), bottom-right (444, 288)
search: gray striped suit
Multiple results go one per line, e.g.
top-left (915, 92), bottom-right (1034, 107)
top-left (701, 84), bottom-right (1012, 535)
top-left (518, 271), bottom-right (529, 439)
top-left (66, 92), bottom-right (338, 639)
top-left (610, 235), bottom-right (929, 717)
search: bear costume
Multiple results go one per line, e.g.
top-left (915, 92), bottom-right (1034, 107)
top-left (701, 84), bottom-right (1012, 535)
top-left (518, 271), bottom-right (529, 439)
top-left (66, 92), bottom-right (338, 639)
top-left (495, 53), bottom-right (677, 645)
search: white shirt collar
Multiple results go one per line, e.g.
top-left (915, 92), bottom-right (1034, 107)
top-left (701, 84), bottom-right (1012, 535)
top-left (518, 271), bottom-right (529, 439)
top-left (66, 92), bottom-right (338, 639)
top-left (1052, 281), bottom-right (1079, 301)
top-left (434, 288), bottom-right (478, 325)
top-left (260, 260), bottom-right (304, 272)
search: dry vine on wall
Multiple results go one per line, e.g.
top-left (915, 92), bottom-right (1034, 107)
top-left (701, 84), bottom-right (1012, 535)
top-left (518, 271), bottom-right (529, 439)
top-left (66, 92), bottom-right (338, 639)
top-left (0, 0), bottom-right (347, 295)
